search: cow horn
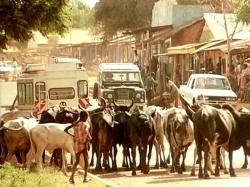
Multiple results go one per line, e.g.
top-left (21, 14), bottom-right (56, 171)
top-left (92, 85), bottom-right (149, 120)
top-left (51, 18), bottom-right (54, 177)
top-left (100, 97), bottom-right (106, 110)
top-left (113, 99), bottom-right (119, 108)
top-left (186, 105), bottom-right (195, 120)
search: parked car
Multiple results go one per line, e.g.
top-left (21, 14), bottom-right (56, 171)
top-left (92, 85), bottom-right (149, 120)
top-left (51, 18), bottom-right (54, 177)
top-left (0, 61), bottom-right (14, 74)
top-left (93, 63), bottom-right (146, 107)
top-left (179, 73), bottom-right (237, 106)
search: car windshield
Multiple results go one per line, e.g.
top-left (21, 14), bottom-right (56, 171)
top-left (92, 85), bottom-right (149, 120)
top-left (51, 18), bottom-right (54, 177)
top-left (102, 72), bottom-right (141, 82)
top-left (195, 77), bottom-right (231, 90)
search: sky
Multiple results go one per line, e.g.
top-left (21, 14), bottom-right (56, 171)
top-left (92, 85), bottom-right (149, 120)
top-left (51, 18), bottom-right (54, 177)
top-left (84, 0), bottom-right (99, 8)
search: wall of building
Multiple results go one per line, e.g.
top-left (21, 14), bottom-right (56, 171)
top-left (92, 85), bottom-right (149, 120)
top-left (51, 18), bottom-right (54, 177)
top-left (171, 19), bottom-right (205, 46)
top-left (152, 0), bottom-right (211, 28)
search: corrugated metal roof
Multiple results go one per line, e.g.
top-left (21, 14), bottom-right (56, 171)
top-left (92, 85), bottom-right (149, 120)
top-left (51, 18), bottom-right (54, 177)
top-left (166, 42), bottom-right (206, 55)
top-left (193, 39), bottom-right (226, 53)
top-left (204, 39), bottom-right (250, 52)
top-left (204, 13), bottom-right (250, 40)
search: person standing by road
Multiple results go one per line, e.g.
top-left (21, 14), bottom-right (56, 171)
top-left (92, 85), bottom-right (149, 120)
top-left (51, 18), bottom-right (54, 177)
top-left (145, 72), bottom-right (157, 105)
top-left (164, 76), bottom-right (179, 107)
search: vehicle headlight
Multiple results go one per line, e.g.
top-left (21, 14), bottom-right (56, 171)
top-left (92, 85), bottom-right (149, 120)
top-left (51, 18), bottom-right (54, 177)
top-left (197, 95), bottom-right (209, 100)
top-left (135, 93), bottom-right (141, 99)
top-left (107, 93), bottom-right (113, 99)
top-left (226, 97), bottom-right (236, 101)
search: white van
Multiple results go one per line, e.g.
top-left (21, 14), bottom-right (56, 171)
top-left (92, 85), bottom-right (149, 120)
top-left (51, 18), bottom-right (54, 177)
top-left (16, 59), bottom-right (88, 115)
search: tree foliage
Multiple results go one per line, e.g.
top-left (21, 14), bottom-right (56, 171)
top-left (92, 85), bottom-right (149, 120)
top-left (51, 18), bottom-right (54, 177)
top-left (71, 0), bottom-right (94, 28)
top-left (93, 0), bottom-right (156, 39)
top-left (236, 0), bottom-right (250, 24)
top-left (0, 0), bottom-right (71, 49)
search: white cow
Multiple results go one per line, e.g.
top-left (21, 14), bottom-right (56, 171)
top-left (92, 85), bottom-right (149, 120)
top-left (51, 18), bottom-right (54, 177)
top-left (146, 105), bottom-right (168, 168)
top-left (162, 107), bottom-right (194, 173)
top-left (28, 123), bottom-right (85, 174)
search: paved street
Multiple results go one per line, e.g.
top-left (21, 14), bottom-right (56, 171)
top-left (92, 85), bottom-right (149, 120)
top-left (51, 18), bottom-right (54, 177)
top-left (86, 69), bottom-right (250, 187)
top-left (93, 142), bottom-right (250, 187)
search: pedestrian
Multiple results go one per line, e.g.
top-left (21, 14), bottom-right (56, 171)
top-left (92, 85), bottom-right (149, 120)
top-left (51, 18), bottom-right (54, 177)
top-left (165, 76), bottom-right (179, 107)
top-left (246, 77), bottom-right (250, 103)
top-left (228, 64), bottom-right (238, 93)
top-left (239, 63), bottom-right (249, 102)
top-left (64, 110), bottom-right (92, 184)
top-left (145, 72), bottom-right (157, 105)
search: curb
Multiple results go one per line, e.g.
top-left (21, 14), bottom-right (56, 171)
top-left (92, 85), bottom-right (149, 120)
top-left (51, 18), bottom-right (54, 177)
top-left (78, 170), bottom-right (117, 187)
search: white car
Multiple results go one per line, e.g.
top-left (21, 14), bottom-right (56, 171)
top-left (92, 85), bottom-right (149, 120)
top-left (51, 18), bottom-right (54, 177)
top-left (179, 74), bottom-right (237, 106)
top-left (0, 61), bottom-right (14, 74)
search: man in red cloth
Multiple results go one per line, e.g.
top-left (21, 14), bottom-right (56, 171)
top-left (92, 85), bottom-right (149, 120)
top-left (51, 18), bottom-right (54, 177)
top-left (64, 109), bottom-right (91, 184)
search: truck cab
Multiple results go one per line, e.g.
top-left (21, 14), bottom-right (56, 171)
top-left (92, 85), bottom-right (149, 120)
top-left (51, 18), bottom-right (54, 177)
top-left (93, 63), bottom-right (146, 107)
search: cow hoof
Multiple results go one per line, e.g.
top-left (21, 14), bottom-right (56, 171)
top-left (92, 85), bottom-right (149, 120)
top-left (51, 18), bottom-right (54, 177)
top-left (83, 178), bottom-right (90, 183)
top-left (178, 170), bottom-right (182, 174)
top-left (143, 167), bottom-right (150, 174)
top-left (241, 164), bottom-right (247, 169)
top-left (230, 173), bottom-right (236, 177)
top-left (204, 174), bottom-right (210, 179)
top-left (132, 171), bottom-right (136, 176)
top-left (69, 178), bottom-right (75, 184)
top-left (170, 168), bottom-right (175, 173)
top-left (154, 164), bottom-right (159, 169)
top-left (190, 172), bottom-right (195, 176)
top-left (198, 173), bottom-right (204, 179)
top-left (160, 161), bottom-right (165, 168)
top-left (224, 170), bottom-right (229, 174)
top-left (215, 172), bottom-right (220, 177)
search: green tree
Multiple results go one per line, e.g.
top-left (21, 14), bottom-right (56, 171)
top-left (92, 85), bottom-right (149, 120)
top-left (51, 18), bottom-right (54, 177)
top-left (236, 0), bottom-right (250, 24)
top-left (0, 0), bottom-right (71, 49)
top-left (71, 0), bottom-right (94, 28)
top-left (93, 0), bottom-right (156, 39)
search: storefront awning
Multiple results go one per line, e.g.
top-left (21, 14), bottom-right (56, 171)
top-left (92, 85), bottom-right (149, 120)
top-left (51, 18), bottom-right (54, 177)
top-left (192, 40), bottom-right (226, 53)
top-left (203, 39), bottom-right (250, 52)
top-left (166, 43), bottom-right (207, 55)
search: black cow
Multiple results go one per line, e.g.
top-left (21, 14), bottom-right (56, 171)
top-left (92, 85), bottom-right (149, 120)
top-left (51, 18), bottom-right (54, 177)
top-left (221, 104), bottom-right (250, 169)
top-left (127, 107), bottom-right (155, 176)
top-left (112, 100), bottom-right (134, 170)
top-left (191, 104), bottom-right (237, 178)
top-left (90, 108), bottom-right (116, 171)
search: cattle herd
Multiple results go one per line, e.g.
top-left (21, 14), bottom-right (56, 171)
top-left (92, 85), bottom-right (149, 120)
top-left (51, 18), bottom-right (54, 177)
top-left (0, 97), bottom-right (250, 181)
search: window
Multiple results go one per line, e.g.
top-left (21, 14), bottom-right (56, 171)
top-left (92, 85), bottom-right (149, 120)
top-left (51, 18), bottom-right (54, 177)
top-left (78, 80), bottom-right (88, 98)
top-left (35, 82), bottom-right (46, 100)
top-left (103, 72), bottom-right (140, 82)
top-left (17, 82), bottom-right (34, 105)
top-left (49, 87), bottom-right (75, 100)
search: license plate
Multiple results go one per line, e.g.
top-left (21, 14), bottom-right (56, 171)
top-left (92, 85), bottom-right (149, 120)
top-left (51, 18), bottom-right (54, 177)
top-left (116, 100), bottom-right (130, 105)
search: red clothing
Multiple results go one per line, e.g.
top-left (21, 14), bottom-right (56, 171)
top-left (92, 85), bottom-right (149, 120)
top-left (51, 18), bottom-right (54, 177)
top-left (73, 122), bottom-right (91, 153)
